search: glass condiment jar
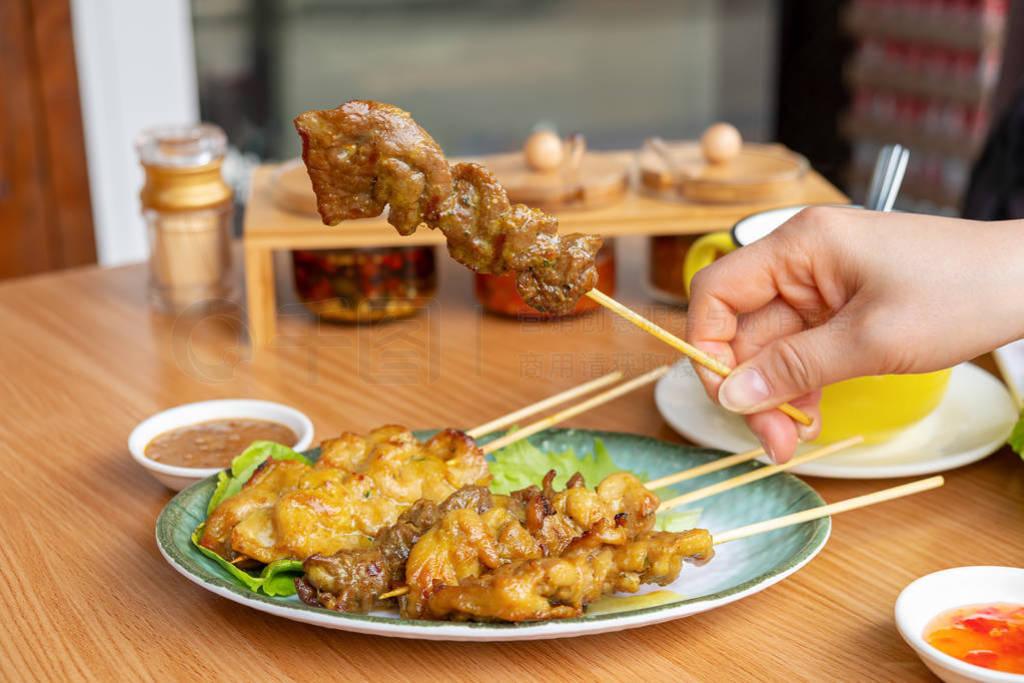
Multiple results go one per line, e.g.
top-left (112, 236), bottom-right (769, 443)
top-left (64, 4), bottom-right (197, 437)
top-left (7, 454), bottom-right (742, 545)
top-left (647, 234), bottom-right (699, 306)
top-left (136, 124), bottom-right (234, 313)
top-left (291, 246), bottom-right (437, 322)
top-left (474, 239), bottom-right (616, 318)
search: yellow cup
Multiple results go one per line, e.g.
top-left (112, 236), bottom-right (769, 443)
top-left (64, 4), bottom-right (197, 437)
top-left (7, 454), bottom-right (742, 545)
top-left (683, 231), bottom-right (738, 298)
top-left (682, 210), bottom-right (951, 445)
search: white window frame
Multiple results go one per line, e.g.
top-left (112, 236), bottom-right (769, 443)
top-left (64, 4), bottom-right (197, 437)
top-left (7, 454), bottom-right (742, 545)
top-left (71, 0), bottom-right (199, 266)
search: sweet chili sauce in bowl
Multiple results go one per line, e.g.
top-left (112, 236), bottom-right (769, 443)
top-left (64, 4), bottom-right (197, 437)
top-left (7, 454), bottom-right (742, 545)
top-left (924, 603), bottom-right (1024, 674)
top-left (895, 567), bottom-right (1024, 683)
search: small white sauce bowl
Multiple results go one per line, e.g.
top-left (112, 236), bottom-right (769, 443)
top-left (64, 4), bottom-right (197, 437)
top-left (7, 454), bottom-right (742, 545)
top-left (128, 399), bottom-right (314, 491)
top-left (895, 566), bottom-right (1024, 683)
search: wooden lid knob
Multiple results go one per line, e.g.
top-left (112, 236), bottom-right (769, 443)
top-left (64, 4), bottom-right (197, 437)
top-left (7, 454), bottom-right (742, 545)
top-left (524, 131), bottom-right (564, 172)
top-left (700, 123), bottom-right (742, 165)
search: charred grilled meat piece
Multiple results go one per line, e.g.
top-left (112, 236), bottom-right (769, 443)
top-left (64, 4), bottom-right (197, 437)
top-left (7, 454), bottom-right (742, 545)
top-left (292, 100), bottom-right (451, 234)
top-left (297, 499), bottom-right (441, 612)
top-left (294, 100), bottom-right (602, 314)
top-left (512, 469), bottom-right (660, 556)
top-left (400, 496), bottom-right (541, 619)
top-left (424, 527), bottom-right (715, 622)
top-left (295, 548), bottom-right (390, 614)
top-left (399, 470), bottom-right (660, 619)
top-left (297, 486), bottom-right (495, 613)
top-left (436, 161), bottom-right (602, 313)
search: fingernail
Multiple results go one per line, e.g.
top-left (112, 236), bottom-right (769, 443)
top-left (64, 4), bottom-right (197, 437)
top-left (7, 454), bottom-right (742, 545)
top-left (718, 368), bottom-right (771, 412)
top-left (758, 437), bottom-right (777, 464)
top-left (796, 420), bottom-right (816, 443)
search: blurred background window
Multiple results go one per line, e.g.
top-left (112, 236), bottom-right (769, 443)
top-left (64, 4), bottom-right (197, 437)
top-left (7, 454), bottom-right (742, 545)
top-left (3, 0), bottom-right (1013, 276)
top-left (192, 0), bottom-right (779, 160)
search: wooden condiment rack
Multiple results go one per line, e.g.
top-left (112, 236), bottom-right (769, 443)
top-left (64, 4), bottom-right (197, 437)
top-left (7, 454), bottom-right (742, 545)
top-left (243, 147), bottom-right (846, 347)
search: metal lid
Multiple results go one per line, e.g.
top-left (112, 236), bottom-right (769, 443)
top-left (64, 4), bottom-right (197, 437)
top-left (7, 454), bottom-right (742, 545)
top-left (135, 123), bottom-right (227, 168)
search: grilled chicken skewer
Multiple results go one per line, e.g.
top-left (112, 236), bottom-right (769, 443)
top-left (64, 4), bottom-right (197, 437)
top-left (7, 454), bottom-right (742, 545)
top-left (295, 100), bottom-right (813, 425)
top-left (424, 475), bottom-right (945, 622)
top-left (199, 367), bottom-right (663, 566)
top-left (295, 101), bottom-right (601, 315)
top-left (297, 468), bottom-right (670, 617)
top-left (305, 475), bottom-right (942, 621)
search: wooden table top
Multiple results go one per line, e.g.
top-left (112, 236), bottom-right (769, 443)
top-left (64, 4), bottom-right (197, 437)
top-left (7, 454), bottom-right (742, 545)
top-left (2, 237), bottom-right (1021, 680)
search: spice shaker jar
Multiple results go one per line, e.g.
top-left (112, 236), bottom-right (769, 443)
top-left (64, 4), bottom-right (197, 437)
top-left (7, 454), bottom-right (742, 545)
top-left (136, 124), bottom-right (234, 313)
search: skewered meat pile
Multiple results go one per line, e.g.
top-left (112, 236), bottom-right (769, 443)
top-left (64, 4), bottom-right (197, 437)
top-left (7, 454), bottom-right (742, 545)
top-left (401, 491), bottom-right (539, 619)
top-left (199, 426), bottom-right (490, 564)
top-left (426, 528), bottom-right (713, 622)
top-left (298, 469), bottom-right (714, 621)
top-left (294, 101), bottom-right (603, 314)
top-left (512, 469), bottom-right (660, 555)
top-left (296, 486), bottom-right (493, 613)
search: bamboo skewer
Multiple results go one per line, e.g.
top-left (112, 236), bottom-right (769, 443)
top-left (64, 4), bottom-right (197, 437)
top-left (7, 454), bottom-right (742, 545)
top-left (657, 435), bottom-right (864, 512)
top-left (466, 370), bottom-right (623, 439)
top-left (713, 476), bottom-right (945, 545)
top-left (470, 369), bottom-right (778, 489)
top-left (645, 446), bottom-right (766, 490)
top-left (479, 365), bottom-right (670, 455)
top-left (584, 289), bottom-right (812, 426)
top-left (377, 474), bottom-right (944, 603)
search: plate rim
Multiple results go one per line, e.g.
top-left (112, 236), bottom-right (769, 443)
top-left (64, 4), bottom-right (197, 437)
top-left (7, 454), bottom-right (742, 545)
top-left (655, 362), bottom-right (1017, 479)
top-left (156, 427), bottom-right (830, 640)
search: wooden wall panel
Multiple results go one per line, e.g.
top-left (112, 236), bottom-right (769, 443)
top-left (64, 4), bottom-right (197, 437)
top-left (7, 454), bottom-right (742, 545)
top-left (29, 0), bottom-right (96, 269)
top-left (0, 0), bottom-right (95, 279)
top-left (0, 0), bottom-right (58, 277)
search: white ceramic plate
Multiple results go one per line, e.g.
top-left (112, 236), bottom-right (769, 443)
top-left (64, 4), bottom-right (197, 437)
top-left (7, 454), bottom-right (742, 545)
top-left (993, 339), bottom-right (1024, 408)
top-left (655, 362), bottom-right (1018, 479)
top-left (157, 429), bottom-right (830, 641)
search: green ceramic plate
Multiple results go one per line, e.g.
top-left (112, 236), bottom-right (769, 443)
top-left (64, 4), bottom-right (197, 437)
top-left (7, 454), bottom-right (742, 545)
top-left (157, 428), bottom-right (828, 641)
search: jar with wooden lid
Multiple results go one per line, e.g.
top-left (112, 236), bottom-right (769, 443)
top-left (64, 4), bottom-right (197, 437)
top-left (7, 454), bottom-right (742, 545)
top-left (291, 246), bottom-right (437, 322)
top-left (648, 234), bottom-right (699, 306)
top-left (136, 124), bottom-right (234, 313)
top-left (474, 238), bottom-right (616, 318)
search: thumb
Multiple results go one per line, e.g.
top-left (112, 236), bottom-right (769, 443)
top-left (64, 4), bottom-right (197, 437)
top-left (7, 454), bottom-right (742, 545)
top-left (717, 322), bottom-right (869, 414)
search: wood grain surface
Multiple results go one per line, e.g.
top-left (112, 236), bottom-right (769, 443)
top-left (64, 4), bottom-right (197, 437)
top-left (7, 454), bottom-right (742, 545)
top-left (637, 142), bottom-right (808, 203)
top-left (243, 154), bottom-right (848, 347)
top-left (1, 237), bottom-right (1021, 681)
top-left (245, 158), bottom-right (848, 250)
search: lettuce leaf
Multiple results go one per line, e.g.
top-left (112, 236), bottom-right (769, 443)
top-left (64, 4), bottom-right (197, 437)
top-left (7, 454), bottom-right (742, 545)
top-left (206, 441), bottom-right (312, 515)
top-left (487, 434), bottom-right (702, 529)
top-left (190, 524), bottom-right (303, 596)
top-left (1010, 411), bottom-right (1024, 459)
top-left (488, 435), bottom-right (622, 494)
top-left (657, 508), bottom-right (703, 532)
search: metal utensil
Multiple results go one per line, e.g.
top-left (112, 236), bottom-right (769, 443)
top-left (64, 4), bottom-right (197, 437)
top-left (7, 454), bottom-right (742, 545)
top-left (878, 145), bottom-right (909, 212)
top-left (865, 144), bottom-right (910, 212)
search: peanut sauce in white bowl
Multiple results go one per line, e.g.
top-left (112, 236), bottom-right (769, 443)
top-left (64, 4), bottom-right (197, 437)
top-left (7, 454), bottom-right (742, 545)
top-left (145, 418), bottom-right (298, 469)
top-left (129, 399), bottom-right (314, 491)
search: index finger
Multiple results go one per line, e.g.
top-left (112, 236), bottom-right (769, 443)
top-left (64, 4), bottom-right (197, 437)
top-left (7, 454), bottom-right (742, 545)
top-left (683, 240), bottom-right (786, 395)
top-left (685, 238), bottom-right (789, 348)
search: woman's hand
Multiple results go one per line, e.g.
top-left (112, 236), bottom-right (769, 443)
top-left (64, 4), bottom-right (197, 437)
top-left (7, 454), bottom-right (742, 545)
top-left (685, 206), bottom-right (1024, 462)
